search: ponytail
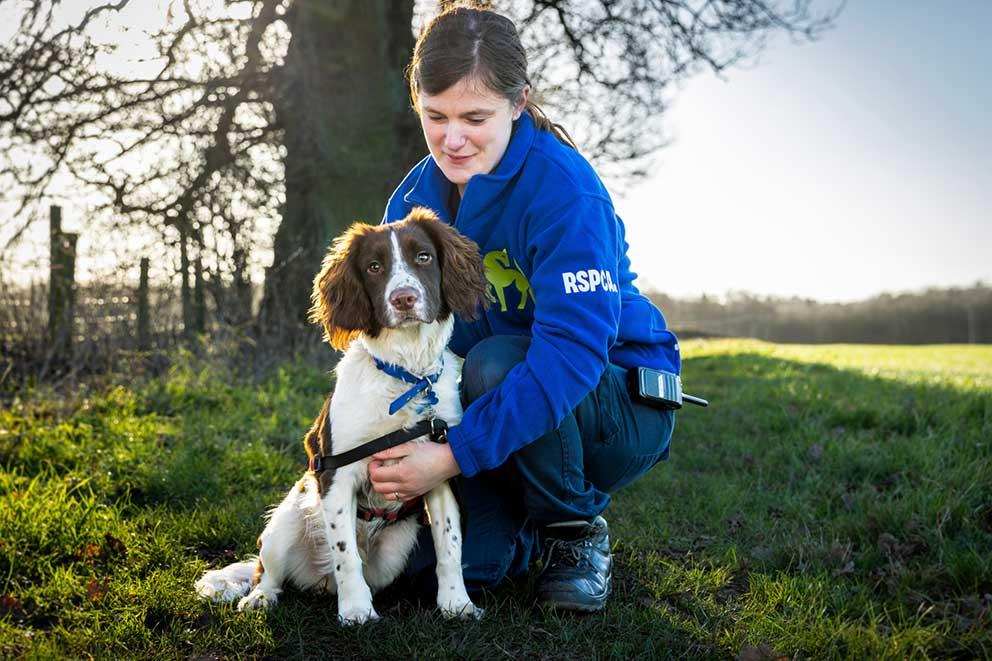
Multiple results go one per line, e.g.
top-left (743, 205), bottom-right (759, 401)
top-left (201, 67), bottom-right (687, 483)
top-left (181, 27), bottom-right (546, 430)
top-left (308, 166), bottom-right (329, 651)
top-left (525, 100), bottom-right (577, 150)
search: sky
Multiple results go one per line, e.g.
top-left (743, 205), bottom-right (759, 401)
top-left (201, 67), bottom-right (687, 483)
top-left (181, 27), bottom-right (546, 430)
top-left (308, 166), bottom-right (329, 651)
top-left (2, 1), bottom-right (989, 302)
top-left (616, 1), bottom-right (992, 302)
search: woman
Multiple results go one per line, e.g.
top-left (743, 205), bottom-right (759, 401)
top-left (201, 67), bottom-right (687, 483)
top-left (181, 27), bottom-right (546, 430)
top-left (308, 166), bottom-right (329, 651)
top-left (368, 5), bottom-right (680, 612)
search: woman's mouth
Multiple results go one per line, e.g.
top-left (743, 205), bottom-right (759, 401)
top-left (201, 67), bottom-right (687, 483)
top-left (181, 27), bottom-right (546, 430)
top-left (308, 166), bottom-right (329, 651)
top-left (446, 152), bottom-right (474, 164)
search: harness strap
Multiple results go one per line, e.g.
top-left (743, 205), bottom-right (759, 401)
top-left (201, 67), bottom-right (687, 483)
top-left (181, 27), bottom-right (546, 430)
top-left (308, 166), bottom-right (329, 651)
top-left (308, 418), bottom-right (449, 473)
top-left (356, 497), bottom-right (430, 526)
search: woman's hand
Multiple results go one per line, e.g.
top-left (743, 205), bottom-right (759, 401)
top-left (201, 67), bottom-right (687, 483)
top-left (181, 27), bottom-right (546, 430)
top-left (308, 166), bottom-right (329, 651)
top-left (368, 441), bottom-right (461, 501)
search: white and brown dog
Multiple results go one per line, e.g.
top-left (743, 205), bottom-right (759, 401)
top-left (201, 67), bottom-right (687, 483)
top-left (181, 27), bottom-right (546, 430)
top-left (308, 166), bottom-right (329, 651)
top-left (195, 208), bottom-right (488, 623)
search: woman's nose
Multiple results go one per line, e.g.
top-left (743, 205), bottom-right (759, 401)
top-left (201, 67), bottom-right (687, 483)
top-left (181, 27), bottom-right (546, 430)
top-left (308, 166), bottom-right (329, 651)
top-left (444, 124), bottom-right (466, 149)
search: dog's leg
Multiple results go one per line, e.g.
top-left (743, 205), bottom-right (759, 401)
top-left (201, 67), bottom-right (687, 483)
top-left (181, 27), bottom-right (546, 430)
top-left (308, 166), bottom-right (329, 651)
top-left (425, 483), bottom-right (483, 620)
top-left (322, 465), bottom-right (378, 625)
top-left (195, 479), bottom-right (305, 608)
top-left (235, 477), bottom-right (311, 611)
top-left (194, 559), bottom-right (256, 603)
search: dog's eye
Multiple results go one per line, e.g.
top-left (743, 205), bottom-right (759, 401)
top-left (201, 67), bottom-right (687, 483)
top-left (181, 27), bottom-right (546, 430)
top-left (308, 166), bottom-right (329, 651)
top-left (417, 252), bottom-right (432, 265)
top-left (367, 262), bottom-right (382, 274)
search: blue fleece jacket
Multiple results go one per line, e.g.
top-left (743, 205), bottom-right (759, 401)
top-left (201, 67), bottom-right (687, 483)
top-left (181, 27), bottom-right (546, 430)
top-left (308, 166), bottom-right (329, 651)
top-left (383, 112), bottom-right (680, 477)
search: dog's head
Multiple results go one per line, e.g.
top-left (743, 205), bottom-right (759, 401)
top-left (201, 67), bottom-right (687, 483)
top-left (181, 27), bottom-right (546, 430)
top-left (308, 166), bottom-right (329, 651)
top-left (309, 208), bottom-right (489, 350)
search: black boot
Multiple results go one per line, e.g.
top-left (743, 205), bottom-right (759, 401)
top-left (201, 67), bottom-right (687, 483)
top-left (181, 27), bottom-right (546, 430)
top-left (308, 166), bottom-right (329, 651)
top-left (536, 516), bottom-right (612, 612)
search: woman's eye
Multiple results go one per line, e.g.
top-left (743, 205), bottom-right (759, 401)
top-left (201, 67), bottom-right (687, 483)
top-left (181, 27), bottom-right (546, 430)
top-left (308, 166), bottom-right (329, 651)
top-left (367, 262), bottom-right (382, 274)
top-left (417, 252), bottom-right (432, 265)
top-left (466, 117), bottom-right (485, 125)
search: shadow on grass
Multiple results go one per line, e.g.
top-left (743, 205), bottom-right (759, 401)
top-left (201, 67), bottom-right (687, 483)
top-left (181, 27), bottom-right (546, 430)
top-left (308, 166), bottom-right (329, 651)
top-left (611, 350), bottom-right (991, 657)
top-left (246, 575), bottom-right (724, 660)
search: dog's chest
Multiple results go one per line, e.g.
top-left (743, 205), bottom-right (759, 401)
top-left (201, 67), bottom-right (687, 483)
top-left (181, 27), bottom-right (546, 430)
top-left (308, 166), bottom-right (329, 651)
top-left (329, 350), bottom-right (462, 454)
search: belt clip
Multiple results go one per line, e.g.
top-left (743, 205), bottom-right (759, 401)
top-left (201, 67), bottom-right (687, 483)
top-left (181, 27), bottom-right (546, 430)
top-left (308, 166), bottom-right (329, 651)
top-left (428, 417), bottom-right (448, 444)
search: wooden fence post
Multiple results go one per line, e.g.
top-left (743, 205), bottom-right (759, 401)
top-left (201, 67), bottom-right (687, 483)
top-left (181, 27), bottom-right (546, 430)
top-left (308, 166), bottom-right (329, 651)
top-left (47, 205), bottom-right (78, 361)
top-left (47, 205), bottom-right (61, 344)
top-left (179, 225), bottom-right (192, 338)
top-left (193, 255), bottom-right (206, 334)
top-left (137, 257), bottom-right (150, 350)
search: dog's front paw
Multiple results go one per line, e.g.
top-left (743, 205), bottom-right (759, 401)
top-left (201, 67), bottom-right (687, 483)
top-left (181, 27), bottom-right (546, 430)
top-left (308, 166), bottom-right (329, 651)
top-left (440, 599), bottom-right (484, 621)
top-left (337, 603), bottom-right (380, 625)
top-left (237, 589), bottom-right (276, 612)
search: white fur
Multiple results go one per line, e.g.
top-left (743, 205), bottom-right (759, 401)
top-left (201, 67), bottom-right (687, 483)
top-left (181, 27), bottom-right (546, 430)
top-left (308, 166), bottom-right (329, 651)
top-left (384, 232), bottom-right (430, 326)
top-left (195, 317), bottom-right (481, 624)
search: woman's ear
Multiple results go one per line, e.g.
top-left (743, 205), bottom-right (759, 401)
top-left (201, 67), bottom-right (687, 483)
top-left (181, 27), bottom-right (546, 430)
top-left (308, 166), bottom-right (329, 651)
top-left (512, 85), bottom-right (530, 120)
top-left (308, 223), bottom-right (377, 350)
top-left (408, 208), bottom-right (489, 321)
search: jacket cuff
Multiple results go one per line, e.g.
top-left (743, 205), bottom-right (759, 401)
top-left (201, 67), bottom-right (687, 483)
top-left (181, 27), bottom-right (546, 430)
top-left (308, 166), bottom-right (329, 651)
top-left (446, 424), bottom-right (480, 478)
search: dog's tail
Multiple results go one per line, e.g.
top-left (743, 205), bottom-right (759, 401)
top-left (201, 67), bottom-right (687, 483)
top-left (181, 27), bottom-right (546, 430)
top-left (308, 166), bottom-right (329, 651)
top-left (194, 558), bottom-right (258, 602)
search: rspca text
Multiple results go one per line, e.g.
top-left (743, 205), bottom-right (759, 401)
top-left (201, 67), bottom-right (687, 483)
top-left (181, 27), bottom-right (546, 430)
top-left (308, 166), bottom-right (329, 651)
top-left (562, 269), bottom-right (618, 294)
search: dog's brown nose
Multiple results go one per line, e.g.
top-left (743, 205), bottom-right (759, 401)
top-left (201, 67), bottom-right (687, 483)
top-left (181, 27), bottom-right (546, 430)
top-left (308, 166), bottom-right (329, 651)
top-left (389, 287), bottom-right (419, 312)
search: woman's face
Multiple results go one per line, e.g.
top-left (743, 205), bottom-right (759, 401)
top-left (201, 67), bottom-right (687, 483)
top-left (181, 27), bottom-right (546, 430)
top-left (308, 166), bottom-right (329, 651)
top-left (418, 76), bottom-right (527, 196)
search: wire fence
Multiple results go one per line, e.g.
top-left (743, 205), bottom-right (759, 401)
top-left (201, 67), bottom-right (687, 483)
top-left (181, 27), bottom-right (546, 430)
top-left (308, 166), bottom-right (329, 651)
top-left (0, 276), bottom-right (184, 383)
top-left (3, 207), bottom-right (990, 392)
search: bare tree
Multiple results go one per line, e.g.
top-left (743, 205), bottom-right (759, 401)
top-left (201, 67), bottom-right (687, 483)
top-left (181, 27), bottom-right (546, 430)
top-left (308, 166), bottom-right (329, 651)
top-left (1, 0), bottom-right (290, 328)
top-left (255, 1), bottom-right (420, 336)
top-left (0, 0), bottom-right (837, 344)
top-left (510, 0), bottom-right (839, 181)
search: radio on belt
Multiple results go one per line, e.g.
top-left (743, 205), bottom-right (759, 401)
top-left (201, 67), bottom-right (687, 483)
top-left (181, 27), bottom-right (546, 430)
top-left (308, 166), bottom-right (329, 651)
top-left (627, 367), bottom-right (709, 410)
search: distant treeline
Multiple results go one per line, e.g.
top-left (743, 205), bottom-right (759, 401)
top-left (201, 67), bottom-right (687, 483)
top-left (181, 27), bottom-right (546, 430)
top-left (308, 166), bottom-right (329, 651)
top-left (648, 284), bottom-right (992, 344)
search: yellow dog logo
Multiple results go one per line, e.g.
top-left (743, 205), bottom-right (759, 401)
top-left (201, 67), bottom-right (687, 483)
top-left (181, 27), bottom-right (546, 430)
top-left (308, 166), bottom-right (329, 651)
top-left (483, 249), bottom-right (535, 312)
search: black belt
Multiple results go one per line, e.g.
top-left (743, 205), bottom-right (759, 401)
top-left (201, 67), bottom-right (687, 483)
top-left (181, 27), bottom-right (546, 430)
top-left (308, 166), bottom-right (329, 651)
top-left (308, 417), bottom-right (449, 473)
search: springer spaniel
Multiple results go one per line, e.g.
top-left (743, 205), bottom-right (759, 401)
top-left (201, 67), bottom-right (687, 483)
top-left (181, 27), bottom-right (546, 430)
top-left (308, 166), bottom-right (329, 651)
top-left (195, 208), bottom-right (487, 623)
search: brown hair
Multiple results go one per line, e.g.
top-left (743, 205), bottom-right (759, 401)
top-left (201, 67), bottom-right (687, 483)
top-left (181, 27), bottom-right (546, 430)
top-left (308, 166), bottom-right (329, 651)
top-left (408, 4), bottom-right (577, 149)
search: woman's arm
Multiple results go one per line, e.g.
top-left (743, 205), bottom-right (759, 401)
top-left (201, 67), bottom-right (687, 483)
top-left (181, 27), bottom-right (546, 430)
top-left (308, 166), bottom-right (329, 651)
top-left (446, 192), bottom-right (622, 476)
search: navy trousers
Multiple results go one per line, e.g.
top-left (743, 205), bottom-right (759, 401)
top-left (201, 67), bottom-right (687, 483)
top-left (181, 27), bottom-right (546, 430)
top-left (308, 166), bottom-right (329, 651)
top-left (403, 335), bottom-right (674, 592)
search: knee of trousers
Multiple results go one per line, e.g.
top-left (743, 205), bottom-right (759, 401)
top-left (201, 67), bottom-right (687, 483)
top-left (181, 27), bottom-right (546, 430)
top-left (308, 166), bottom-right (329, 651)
top-left (462, 526), bottom-right (536, 592)
top-left (462, 335), bottom-right (531, 404)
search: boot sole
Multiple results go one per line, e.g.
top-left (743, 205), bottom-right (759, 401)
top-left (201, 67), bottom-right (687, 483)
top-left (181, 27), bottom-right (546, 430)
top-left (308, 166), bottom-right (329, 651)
top-left (539, 595), bottom-right (607, 613)
top-left (537, 583), bottom-right (611, 613)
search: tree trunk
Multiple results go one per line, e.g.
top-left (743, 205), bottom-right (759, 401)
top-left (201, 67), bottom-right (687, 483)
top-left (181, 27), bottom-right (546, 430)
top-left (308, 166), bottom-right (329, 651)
top-left (257, 0), bottom-right (420, 341)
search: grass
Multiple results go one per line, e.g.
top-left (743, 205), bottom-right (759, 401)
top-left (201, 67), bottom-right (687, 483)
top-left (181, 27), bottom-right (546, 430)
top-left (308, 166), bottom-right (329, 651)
top-left (0, 339), bottom-right (990, 659)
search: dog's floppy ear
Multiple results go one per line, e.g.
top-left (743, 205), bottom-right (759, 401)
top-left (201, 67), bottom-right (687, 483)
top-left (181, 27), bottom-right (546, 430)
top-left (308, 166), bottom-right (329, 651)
top-left (309, 223), bottom-right (377, 350)
top-left (303, 395), bottom-right (335, 494)
top-left (407, 207), bottom-right (489, 321)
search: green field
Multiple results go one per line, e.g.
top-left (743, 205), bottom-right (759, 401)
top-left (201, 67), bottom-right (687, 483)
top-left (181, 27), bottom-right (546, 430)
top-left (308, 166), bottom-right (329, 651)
top-left (1, 340), bottom-right (990, 659)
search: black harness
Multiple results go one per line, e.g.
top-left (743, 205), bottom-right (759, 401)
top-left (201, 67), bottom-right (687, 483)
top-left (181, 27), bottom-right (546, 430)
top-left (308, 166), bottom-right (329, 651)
top-left (308, 416), bottom-right (449, 527)
top-left (308, 416), bottom-right (449, 474)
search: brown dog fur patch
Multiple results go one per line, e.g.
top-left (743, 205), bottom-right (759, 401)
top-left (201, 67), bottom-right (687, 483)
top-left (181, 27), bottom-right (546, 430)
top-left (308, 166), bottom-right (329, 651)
top-left (303, 395), bottom-right (335, 495)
